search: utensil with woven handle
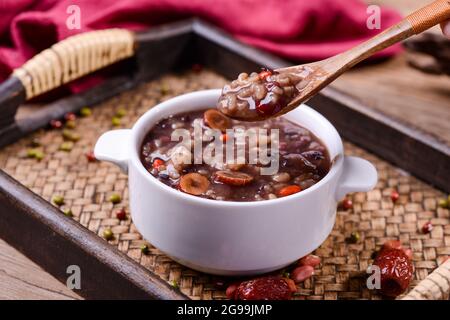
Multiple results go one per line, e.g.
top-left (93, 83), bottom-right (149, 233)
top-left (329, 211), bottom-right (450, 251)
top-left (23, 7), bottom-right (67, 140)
top-left (244, 0), bottom-right (450, 120)
top-left (282, 0), bottom-right (450, 110)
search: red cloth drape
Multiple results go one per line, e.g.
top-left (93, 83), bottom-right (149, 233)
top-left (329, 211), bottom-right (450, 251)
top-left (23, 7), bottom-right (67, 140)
top-left (0, 0), bottom-right (402, 83)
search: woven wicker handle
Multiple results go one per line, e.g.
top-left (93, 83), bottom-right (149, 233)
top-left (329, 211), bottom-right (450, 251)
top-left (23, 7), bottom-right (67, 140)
top-left (406, 0), bottom-right (450, 34)
top-left (12, 29), bottom-right (135, 100)
top-left (401, 259), bottom-right (450, 300)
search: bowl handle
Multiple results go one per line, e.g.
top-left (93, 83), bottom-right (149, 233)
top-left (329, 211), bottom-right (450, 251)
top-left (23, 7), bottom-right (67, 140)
top-left (335, 156), bottom-right (378, 201)
top-left (94, 129), bottom-right (131, 174)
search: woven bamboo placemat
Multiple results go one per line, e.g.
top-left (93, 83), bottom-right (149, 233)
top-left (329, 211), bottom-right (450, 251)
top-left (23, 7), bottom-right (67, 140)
top-left (0, 70), bottom-right (449, 300)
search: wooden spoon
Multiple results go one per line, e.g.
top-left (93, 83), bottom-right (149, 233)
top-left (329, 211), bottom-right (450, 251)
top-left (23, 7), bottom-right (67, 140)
top-left (218, 0), bottom-right (450, 121)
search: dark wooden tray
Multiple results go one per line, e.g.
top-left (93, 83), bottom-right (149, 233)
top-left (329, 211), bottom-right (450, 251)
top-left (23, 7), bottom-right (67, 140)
top-left (0, 19), bottom-right (448, 300)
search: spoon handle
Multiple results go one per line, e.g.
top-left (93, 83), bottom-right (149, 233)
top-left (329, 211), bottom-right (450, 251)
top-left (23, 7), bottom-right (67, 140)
top-left (324, 0), bottom-right (450, 72)
top-left (406, 0), bottom-right (450, 34)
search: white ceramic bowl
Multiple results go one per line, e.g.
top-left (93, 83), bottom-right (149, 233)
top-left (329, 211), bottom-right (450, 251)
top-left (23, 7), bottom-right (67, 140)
top-left (95, 89), bottom-right (377, 276)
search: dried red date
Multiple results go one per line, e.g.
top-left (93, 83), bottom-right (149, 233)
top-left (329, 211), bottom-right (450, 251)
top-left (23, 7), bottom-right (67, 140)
top-left (373, 248), bottom-right (413, 297)
top-left (234, 276), bottom-right (292, 300)
top-left (290, 265), bottom-right (314, 283)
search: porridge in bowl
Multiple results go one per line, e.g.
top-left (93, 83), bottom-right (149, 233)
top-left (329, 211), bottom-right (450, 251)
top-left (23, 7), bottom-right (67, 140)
top-left (140, 109), bottom-right (330, 201)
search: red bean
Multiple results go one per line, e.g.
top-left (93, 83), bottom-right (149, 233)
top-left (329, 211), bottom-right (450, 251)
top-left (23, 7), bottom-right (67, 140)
top-left (291, 265), bottom-right (314, 283)
top-left (226, 283), bottom-right (239, 299)
top-left (422, 221), bottom-right (433, 234)
top-left (64, 112), bottom-right (77, 121)
top-left (50, 119), bottom-right (63, 129)
top-left (116, 208), bottom-right (127, 221)
top-left (277, 185), bottom-right (301, 197)
top-left (191, 63), bottom-right (202, 73)
top-left (152, 158), bottom-right (165, 169)
top-left (391, 190), bottom-right (400, 202)
top-left (85, 151), bottom-right (97, 162)
top-left (342, 198), bottom-right (353, 210)
top-left (298, 254), bottom-right (321, 268)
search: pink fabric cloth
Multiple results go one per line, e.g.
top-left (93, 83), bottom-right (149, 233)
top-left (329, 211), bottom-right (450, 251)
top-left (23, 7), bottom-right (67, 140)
top-left (0, 0), bottom-right (402, 83)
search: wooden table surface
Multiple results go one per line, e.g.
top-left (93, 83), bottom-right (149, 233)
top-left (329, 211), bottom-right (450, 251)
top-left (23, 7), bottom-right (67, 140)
top-left (0, 239), bottom-right (81, 300)
top-left (335, 55), bottom-right (450, 146)
top-left (335, 0), bottom-right (450, 146)
top-left (0, 0), bottom-right (448, 300)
